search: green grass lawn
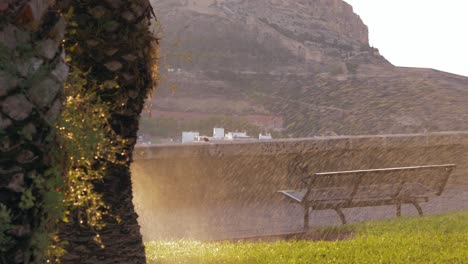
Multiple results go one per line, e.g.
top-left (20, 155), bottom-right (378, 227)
top-left (146, 211), bottom-right (468, 264)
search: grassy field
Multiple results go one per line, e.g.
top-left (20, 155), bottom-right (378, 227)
top-left (146, 211), bottom-right (468, 264)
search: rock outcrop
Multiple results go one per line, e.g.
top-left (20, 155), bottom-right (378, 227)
top-left (146, 0), bottom-right (468, 137)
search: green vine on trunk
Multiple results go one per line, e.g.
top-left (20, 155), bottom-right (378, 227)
top-left (56, 64), bottom-right (127, 244)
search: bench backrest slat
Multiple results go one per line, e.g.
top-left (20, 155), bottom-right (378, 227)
top-left (305, 164), bottom-right (455, 202)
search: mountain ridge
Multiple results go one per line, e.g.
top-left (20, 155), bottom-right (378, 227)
top-left (144, 0), bottom-right (468, 138)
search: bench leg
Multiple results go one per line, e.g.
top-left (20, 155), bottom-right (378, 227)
top-left (396, 202), bottom-right (402, 217)
top-left (411, 202), bottom-right (424, 216)
top-left (303, 204), bottom-right (310, 231)
top-left (334, 208), bottom-right (347, 225)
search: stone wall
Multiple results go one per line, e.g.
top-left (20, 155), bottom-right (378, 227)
top-left (132, 131), bottom-right (468, 211)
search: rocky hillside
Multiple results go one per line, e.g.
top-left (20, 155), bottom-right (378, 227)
top-left (144, 0), bottom-right (468, 137)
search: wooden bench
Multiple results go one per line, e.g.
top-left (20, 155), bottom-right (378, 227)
top-left (278, 164), bottom-right (456, 230)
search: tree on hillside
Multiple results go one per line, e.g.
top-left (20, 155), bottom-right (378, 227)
top-left (57, 1), bottom-right (158, 263)
top-left (0, 2), bottom-right (67, 263)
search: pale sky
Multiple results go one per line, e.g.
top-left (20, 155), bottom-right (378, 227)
top-left (344, 0), bottom-right (468, 77)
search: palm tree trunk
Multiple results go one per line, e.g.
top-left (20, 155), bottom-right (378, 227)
top-left (0, 1), bottom-right (67, 263)
top-left (57, 1), bottom-right (157, 263)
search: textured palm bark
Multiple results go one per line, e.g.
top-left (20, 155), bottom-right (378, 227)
top-left (57, 0), bottom-right (156, 263)
top-left (0, 1), bottom-right (67, 263)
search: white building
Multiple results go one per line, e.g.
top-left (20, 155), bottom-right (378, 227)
top-left (182, 128), bottom-right (264, 143)
top-left (226, 132), bottom-right (251, 140)
top-left (259, 133), bottom-right (273, 140)
top-left (182, 132), bottom-right (200, 143)
top-left (213, 128), bottom-right (225, 139)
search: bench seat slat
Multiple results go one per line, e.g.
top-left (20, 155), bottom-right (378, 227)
top-left (279, 188), bottom-right (432, 204)
top-left (278, 190), bottom-right (306, 203)
top-left (280, 183), bottom-right (437, 204)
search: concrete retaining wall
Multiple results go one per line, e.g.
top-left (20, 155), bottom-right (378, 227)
top-left (131, 131), bottom-right (468, 211)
